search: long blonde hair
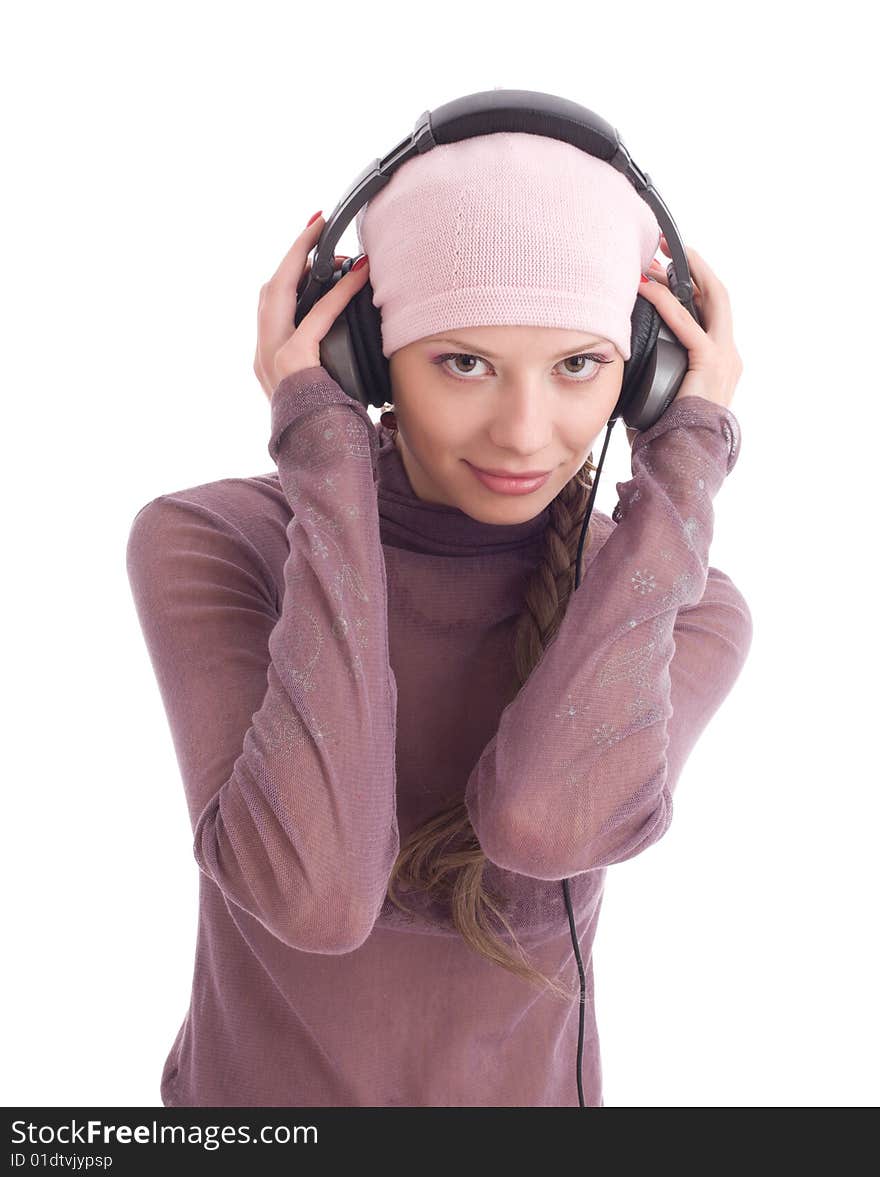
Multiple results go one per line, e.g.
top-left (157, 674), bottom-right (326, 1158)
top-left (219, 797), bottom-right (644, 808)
top-left (386, 447), bottom-right (599, 1000)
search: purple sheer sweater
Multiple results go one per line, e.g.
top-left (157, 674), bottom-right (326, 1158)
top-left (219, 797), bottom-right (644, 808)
top-left (125, 365), bottom-right (752, 1107)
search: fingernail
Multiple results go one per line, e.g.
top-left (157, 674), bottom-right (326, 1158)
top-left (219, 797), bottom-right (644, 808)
top-left (640, 274), bottom-right (649, 283)
top-left (306, 210), bottom-right (323, 228)
top-left (352, 254), bottom-right (369, 271)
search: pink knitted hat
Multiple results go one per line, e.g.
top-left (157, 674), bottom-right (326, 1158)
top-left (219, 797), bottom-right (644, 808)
top-left (355, 131), bottom-right (661, 363)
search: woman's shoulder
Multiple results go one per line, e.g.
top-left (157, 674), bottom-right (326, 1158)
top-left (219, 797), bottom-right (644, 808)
top-left (134, 468), bottom-right (286, 524)
top-left (127, 471), bottom-right (290, 597)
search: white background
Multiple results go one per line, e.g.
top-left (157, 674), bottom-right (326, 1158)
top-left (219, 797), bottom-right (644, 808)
top-left (3, 0), bottom-right (875, 1109)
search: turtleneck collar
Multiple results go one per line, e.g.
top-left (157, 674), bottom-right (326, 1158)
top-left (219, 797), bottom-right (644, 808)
top-left (375, 422), bottom-right (552, 556)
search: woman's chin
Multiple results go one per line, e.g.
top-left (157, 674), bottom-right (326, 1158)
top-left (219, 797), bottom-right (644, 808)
top-left (456, 485), bottom-right (554, 524)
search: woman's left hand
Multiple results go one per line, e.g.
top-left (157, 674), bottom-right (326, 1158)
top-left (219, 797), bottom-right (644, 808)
top-left (635, 237), bottom-right (743, 418)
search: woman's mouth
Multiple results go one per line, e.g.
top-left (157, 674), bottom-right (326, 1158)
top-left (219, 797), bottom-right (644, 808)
top-left (464, 461), bottom-right (553, 495)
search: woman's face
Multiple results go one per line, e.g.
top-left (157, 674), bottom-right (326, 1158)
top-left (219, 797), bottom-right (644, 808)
top-left (387, 324), bottom-right (626, 523)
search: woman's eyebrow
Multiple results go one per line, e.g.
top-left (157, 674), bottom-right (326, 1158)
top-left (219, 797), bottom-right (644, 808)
top-left (428, 337), bottom-right (610, 360)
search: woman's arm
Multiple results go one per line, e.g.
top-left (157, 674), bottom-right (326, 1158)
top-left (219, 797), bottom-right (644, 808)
top-left (464, 394), bottom-right (753, 879)
top-left (126, 367), bottom-right (400, 953)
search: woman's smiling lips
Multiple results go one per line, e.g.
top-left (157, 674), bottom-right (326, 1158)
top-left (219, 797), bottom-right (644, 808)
top-left (464, 461), bottom-right (553, 495)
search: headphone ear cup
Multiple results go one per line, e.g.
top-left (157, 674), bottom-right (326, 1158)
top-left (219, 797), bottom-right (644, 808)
top-left (313, 260), bottom-right (391, 410)
top-left (617, 293), bottom-right (661, 416)
top-left (347, 278), bottom-right (392, 408)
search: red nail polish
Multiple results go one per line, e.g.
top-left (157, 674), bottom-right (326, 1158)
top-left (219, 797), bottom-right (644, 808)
top-left (640, 274), bottom-right (649, 283)
top-left (306, 210), bottom-right (323, 228)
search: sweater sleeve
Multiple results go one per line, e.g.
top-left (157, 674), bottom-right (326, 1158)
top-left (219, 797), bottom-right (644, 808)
top-left (464, 394), bottom-right (753, 880)
top-left (125, 366), bottom-right (399, 953)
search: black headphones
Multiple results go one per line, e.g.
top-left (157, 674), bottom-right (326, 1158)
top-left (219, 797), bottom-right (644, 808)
top-left (295, 87), bottom-right (704, 1109)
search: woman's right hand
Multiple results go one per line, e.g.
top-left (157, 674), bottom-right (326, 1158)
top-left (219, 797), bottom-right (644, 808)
top-left (253, 213), bottom-right (370, 402)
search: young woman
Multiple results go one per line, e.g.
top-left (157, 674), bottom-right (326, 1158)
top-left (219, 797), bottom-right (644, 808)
top-left (126, 132), bottom-right (751, 1107)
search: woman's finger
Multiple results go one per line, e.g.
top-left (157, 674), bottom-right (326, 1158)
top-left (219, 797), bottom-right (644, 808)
top-left (657, 239), bottom-right (714, 297)
top-left (257, 217), bottom-right (327, 374)
top-left (649, 246), bottom-right (734, 345)
top-left (638, 276), bottom-right (710, 354)
top-left (256, 255), bottom-right (350, 388)
top-left (658, 236), bottom-right (710, 290)
top-left (647, 257), bottom-right (701, 297)
top-left (267, 215), bottom-right (325, 291)
top-left (654, 239), bottom-right (705, 292)
top-left (678, 247), bottom-right (735, 344)
top-left (281, 258), bottom-right (370, 372)
top-left (642, 240), bottom-right (742, 409)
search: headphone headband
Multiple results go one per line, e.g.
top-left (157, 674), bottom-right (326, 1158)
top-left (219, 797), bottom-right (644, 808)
top-left (295, 88), bottom-right (700, 437)
top-left (296, 88), bottom-right (697, 324)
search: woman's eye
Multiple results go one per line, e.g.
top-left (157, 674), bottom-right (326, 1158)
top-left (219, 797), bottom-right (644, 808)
top-left (438, 353), bottom-right (489, 377)
top-left (561, 355), bottom-right (599, 377)
top-left (433, 352), bottom-right (610, 381)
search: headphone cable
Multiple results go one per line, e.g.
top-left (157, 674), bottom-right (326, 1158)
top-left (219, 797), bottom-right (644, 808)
top-left (563, 413), bottom-right (619, 1108)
